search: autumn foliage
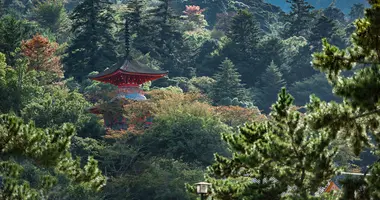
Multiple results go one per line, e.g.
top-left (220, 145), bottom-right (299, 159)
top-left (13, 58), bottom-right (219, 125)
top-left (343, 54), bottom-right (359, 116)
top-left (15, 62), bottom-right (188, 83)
top-left (214, 106), bottom-right (266, 127)
top-left (104, 90), bottom-right (266, 138)
top-left (21, 34), bottom-right (63, 77)
top-left (183, 5), bottom-right (205, 16)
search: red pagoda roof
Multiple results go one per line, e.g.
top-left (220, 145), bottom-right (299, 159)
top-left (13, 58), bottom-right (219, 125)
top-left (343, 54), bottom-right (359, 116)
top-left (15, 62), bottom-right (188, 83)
top-left (88, 59), bottom-right (168, 86)
top-left (324, 181), bottom-right (340, 192)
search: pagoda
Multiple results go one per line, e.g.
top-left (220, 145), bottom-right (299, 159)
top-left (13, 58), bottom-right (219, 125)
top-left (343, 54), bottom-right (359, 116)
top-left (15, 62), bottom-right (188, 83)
top-left (88, 59), bottom-right (167, 130)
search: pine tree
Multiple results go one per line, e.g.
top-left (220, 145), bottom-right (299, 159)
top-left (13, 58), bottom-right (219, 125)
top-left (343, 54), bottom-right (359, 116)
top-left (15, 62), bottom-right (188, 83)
top-left (0, 15), bottom-right (36, 66)
top-left (227, 9), bottom-right (260, 58)
top-left (323, 5), bottom-right (345, 24)
top-left (63, 0), bottom-right (118, 81)
top-left (0, 0), bottom-right (4, 17)
top-left (283, 0), bottom-right (315, 38)
top-left (289, 73), bottom-right (337, 106)
top-left (144, 0), bottom-right (181, 53)
top-left (211, 58), bottom-right (247, 105)
top-left (0, 114), bottom-right (106, 199)
top-left (124, 0), bottom-right (144, 55)
top-left (0, 0), bottom-right (32, 16)
top-left (257, 37), bottom-right (284, 70)
top-left (206, 88), bottom-right (337, 199)
top-left (136, 0), bottom-right (185, 76)
top-left (311, 1), bottom-right (380, 198)
top-left (309, 15), bottom-right (336, 49)
top-left (32, 0), bottom-right (68, 32)
top-left (127, 0), bottom-right (144, 35)
top-left (223, 9), bottom-right (261, 85)
top-left (254, 61), bottom-right (285, 113)
top-left (130, 0), bottom-right (154, 55)
top-left (349, 3), bottom-right (365, 22)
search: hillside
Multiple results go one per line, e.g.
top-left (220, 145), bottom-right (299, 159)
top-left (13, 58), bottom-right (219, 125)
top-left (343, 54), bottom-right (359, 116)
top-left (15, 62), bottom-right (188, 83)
top-left (266, 0), bottom-right (369, 12)
top-left (0, 0), bottom-right (379, 199)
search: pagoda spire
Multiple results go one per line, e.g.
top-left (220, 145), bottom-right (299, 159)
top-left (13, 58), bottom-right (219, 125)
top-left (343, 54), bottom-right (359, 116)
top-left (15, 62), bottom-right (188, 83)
top-left (125, 13), bottom-right (131, 59)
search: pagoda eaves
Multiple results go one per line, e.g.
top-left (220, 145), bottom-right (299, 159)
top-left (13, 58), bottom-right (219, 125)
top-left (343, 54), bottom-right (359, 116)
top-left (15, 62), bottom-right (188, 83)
top-left (88, 59), bottom-right (167, 130)
top-left (88, 59), bottom-right (167, 86)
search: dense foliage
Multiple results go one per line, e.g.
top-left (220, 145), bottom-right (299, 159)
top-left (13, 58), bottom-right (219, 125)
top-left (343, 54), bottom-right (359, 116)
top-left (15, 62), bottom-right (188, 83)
top-left (206, 89), bottom-right (337, 199)
top-left (0, 0), bottom-right (379, 199)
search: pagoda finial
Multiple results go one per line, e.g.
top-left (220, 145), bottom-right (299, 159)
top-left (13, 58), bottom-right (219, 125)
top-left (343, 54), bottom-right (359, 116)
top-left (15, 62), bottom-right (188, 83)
top-left (125, 13), bottom-right (131, 59)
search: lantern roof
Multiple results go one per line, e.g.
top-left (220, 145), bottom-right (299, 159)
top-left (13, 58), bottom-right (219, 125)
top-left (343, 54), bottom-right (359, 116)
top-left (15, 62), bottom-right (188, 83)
top-left (88, 59), bottom-right (168, 85)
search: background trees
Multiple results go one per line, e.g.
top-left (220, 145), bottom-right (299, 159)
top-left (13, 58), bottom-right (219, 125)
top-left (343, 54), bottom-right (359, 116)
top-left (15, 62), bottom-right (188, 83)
top-left (0, 15), bottom-right (37, 66)
top-left (0, 0), bottom-right (378, 199)
top-left (253, 61), bottom-right (286, 113)
top-left (31, 0), bottom-right (70, 43)
top-left (211, 58), bottom-right (248, 106)
top-left (283, 0), bottom-right (315, 38)
top-left (223, 9), bottom-right (261, 85)
top-left (63, 0), bottom-right (118, 81)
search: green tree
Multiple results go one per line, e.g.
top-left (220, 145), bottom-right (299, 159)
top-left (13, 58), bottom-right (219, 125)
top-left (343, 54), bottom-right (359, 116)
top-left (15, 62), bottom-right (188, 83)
top-left (0, 15), bottom-right (37, 66)
top-left (309, 15), bottom-right (336, 50)
top-left (257, 36), bottom-right (284, 70)
top-left (129, 0), bottom-right (154, 55)
top-left (211, 58), bottom-right (247, 105)
top-left (0, 54), bottom-right (42, 115)
top-left (129, 0), bottom-right (187, 76)
top-left (0, 114), bottom-right (105, 199)
top-left (223, 9), bottom-right (261, 85)
top-left (206, 88), bottom-right (337, 199)
top-left (0, 0), bottom-right (34, 17)
top-left (289, 73), bottom-right (338, 105)
top-left (32, 0), bottom-right (70, 42)
top-left (283, 0), bottom-right (315, 38)
top-left (253, 61), bottom-right (286, 113)
top-left (21, 86), bottom-right (90, 128)
top-left (20, 84), bottom-right (104, 139)
top-left (0, 0), bottom-right (4, 17)
top-left (227, 9), bottom-right (260, 47)
top-left (127, 158), bottom-right (202, 200)
top-left (323, 5), bottom-right (345, 24)
top-left (348, 3), bottom-right (365, 22)
top-left (194, 38), bottom-right (221, 76)
top-left (101, 143), bottom-right (203, 200)
top-left (63, 0), bottom-right (118, 81)
top-left (188, 76), bottom-right (215, 95)
top-left (127, 0), bottom-right (144, 36)
top-left (150, 0), bottom-right (186, 76)
top-left (278, 36), bottom-right (310, 83)
top-left (115, 0), bottom-right (145, 58)
top-left (311, 0), bottom-right (380, 198)
top-left (141, 110), bottom-right (229, 166)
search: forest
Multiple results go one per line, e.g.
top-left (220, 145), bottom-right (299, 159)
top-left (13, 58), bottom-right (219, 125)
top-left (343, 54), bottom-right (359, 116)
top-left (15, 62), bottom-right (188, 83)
top-left (268, 0), bottom-right (368, 12)
top-left (0, 0), bottom-right (379, 199)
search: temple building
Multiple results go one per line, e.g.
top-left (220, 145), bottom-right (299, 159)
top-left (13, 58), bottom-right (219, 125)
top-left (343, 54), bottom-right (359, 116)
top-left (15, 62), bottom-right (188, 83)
top-left (88, 59), bottom-right (167, 130)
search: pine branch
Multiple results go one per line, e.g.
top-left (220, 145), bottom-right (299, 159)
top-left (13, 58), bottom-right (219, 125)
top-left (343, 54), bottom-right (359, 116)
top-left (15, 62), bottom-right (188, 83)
top-left (352, 108), bottom-right (380, 120)
top-left (326, 54), bottom-right (380, 66)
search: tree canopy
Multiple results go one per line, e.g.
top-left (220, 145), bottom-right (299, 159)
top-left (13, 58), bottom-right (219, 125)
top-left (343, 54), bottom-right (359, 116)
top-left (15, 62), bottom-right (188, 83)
top-left (0, 0), bottom-right (379, 199)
